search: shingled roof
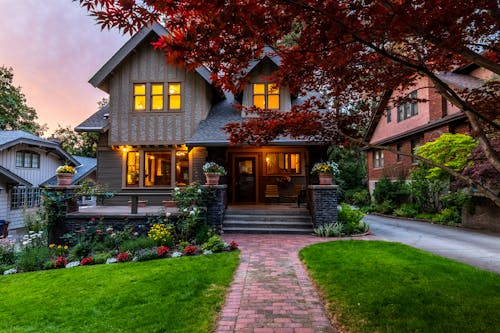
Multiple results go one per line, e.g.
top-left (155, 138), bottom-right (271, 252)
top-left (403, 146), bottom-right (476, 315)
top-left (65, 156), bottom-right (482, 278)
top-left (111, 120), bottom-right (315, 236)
top-left (75, 104), bottom-right (109, 132)
top-left (41, 155), bottom-right (96, 186)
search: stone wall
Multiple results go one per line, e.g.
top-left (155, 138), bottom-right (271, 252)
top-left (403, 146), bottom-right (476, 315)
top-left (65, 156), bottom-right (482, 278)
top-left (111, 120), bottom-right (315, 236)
top-left (462, 196), bottom-right (500, 233)
top-left (308, 185), bottom-right (338, 226)
top-left (204, 185), bottom-right (227, 233)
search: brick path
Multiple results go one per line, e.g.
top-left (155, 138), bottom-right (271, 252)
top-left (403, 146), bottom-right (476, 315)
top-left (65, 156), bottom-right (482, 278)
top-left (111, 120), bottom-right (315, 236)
top-left (216, 234), bottom-right (339, 333)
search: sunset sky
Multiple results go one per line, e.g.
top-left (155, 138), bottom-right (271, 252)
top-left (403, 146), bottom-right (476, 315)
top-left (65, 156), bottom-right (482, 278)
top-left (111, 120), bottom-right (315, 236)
top-left (0, 0), bottom-right (129, 134)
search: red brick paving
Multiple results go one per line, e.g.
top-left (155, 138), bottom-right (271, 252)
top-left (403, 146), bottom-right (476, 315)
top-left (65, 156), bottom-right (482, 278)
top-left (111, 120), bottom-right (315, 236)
top-left (216, 234), bottom-right (343, 333)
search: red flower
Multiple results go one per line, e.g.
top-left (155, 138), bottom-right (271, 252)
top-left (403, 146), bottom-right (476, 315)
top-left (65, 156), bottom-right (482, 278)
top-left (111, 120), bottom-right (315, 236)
top-left (183, 245), bottom-right (197, 256)
top-left (229, 241), bottom-right (239, 250)
top-left (157, 246), bottom-right (170, 258)
top-left (80, 257), bottom-right (93, 266)
top-left (117, 252), bottom-right (130, 263)
top-left (54, 256), bottom-right (67, 268)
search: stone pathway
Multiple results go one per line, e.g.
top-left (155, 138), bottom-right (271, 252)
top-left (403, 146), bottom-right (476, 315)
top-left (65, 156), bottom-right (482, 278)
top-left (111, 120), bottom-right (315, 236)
top-left (216, 234), bottom-right (345, 333)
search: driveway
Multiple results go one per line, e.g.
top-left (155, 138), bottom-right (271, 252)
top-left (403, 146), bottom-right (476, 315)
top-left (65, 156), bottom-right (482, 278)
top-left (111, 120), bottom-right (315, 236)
top-left (364, 214), bottom-right (500, 274)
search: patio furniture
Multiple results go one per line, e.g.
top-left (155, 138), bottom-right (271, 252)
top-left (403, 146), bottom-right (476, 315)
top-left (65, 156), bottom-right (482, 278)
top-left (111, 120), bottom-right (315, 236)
top-left (283, 185), bottom-right (306, 207)
top-left (265, 185), bottom-right (280, 203)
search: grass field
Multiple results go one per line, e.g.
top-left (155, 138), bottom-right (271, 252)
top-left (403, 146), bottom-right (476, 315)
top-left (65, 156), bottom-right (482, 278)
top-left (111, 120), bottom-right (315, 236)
top-left (0, 252), bottom-right (239, 332)
top-left (300, 240), bottom-right (500, 333)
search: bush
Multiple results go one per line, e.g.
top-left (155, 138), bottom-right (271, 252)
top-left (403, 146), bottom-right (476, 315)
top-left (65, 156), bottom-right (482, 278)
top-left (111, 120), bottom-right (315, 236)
top-left (69, 242), bottom-right (93, 260)
top-left (116, 252), bottom-right (131, 263)
top-left (314, 223), bottom-right (343, 237)
top-left (338, 203), bottom-right (368, 235)
top-left (93, 252), bottom-right (112, 265)
top-left (393, 203), bottom-right (419, 218)
top-left (0, 238), bottom-right (16, 265)
top-left (135, 248), bottom-right (158, 262)
top-left (202, 235), bottom-right (225, 252)
top-left (432, 207), bottom-right (462, 225)
top-left (148, 224), bottom-right (174, 247)
top-left (183, 245), bottom-right (197, 256)
top-left (157, 246), bottom-right (170, 258)
top-left (120, 237), bottom-right (157, 253)
top-left (372, 177), bottom-right (409, 204)
top-left (374, 200), bottom-right (395, 214)
top-left (348, 189), bottom-right (371, 207)
top-left (16, 246), bottom-right (51, 272)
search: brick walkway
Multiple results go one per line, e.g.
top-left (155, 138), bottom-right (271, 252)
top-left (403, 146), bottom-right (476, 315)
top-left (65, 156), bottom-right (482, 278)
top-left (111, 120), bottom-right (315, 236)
top-left (216, 234), bottom-right (339, 333)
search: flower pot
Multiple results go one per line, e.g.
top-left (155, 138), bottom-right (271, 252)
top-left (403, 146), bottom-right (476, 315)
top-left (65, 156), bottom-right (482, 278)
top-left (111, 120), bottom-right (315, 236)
top-left (318, 173), bottom-right (333, 185)
top-left (56, 173), bottom-right (73, 186)
top-left (205, 173), bottom-right (220, 185)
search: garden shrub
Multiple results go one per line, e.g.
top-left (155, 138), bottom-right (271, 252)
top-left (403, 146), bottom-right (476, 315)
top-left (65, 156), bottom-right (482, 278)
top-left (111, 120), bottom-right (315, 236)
top-left (92, 252), bottom-right (112, 265)
top-left (338, 203), bottom-right (367, 235)
top-left (432, 207), bottom-right (462, 225)
top-left (148, 224), bottom-right (174, 247)
top-left (69, 242), bottom-right (93, 260)
top-left (314, 223), bottom-right (343, 237)
top-left (393, 203), bottom-right (419, 218)
top-left (16, 246), bottom-right (50, 272)
top-left (202, 235), bottom-right (225, 252)
top-left (375, 200), bottom-right (395, 215)
top-left (121, 236), bottom-right (157, 253)
top-left (346, 188), bottom-right (370, 207)
top-left (372, 177), bottom-right (409, 205)
top-left (135, 248), bottom-right (158, 262)
top-left (0, 238), bottom-right (16, 265)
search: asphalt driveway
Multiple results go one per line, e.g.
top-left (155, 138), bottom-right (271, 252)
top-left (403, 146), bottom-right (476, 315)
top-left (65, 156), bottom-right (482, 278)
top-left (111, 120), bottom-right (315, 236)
top-left (364, 214), bottom-right (500, 274)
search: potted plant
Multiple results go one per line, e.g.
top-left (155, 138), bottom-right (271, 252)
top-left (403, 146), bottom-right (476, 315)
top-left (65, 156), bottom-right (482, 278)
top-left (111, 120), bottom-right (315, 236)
top-left (311, 161), bottom-right (339, 185)
top-left (202, 162), bottom-right (226, 185)
top-left (55, 164), bottom-right (76, 186)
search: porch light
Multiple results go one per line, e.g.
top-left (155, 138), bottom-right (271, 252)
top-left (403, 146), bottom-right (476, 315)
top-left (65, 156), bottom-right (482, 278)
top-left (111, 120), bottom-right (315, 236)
top-left (122, 146), bottom-right (128, 153)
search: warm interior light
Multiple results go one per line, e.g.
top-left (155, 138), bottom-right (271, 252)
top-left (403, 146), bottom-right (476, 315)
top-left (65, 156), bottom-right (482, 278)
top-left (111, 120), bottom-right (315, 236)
top-left (122, 146), bottom-right (128, 152)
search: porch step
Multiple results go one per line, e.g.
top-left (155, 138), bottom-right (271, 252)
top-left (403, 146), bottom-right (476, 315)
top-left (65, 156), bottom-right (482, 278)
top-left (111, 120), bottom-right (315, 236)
top-left (223, 207), bottom-right (313, 234)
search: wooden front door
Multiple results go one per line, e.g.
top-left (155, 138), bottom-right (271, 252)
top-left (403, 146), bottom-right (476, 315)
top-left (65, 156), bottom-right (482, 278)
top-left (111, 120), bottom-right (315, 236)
top-left (234, 156), bottom-right (257, 203)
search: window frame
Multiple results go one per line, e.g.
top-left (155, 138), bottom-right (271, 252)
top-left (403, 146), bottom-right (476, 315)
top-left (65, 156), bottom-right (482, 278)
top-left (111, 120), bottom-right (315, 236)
top-left (168, 83), bottom-right (182, 111)
top-left (10, 186), bottom-right (41, 210)
top-left (151, 83), bottom-right (164, 111)
top-left (133, 83), bottom-right (147, 111)
top-left (396, 90), bottom-right (418, 122)
top-left (373, 150), bottom-right (384, 168)
top-left (396, 143), bottom-right (403, 162)
top-left (264, 151), bottom-right (303, 176)
top-left (252, 83), bottom-right (280, 110)
top-left (15, 151), bottom-right (40, 169)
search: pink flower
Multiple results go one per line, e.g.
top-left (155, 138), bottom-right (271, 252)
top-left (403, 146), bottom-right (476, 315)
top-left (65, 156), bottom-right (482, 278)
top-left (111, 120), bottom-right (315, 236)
top-left (111, 233), bottom-right (116, 238)
top-left (96, 229), bottom-right (102, 234)
top-left (106, 227), bottom-right (113, 233)
top-left (133, 232), bottom-right (139, 236)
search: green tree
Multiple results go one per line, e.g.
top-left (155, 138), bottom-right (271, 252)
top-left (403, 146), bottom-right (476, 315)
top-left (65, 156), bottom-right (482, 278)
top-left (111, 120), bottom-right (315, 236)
top-left (0, 66), bottom-right (46, 135)
top-left (415, 133), bottom-right (478, 181)
top-left (50, 125), bottom-right (98, 158)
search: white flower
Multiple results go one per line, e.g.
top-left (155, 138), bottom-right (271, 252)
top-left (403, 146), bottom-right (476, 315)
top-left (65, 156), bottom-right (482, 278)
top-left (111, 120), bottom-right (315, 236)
top-left (203, 250), bottom-right (213, 255)
top-left (197, 189), bottom-right (202, 193)
top-left (166, 212), bottom-right (171, 217)
top-left (29, 231), bottom-right (35, 234)
top-left (22, 241), bottom-right (29, 246)
top-left (106, 258), bottom-right (117, 264)
top-left (3, 268), bottom-right (17, 275)
top-left (189, 210), bottom-right (196, 216)
top-left (23, 235), bottom-right (29, 240)
top-left (174, 187), bottom-right (180, 191)
top-left (171, 251), bottom-right (182, 258)
top-left (183, 208), bottom-right (188, 212)
top-left (65, 261), bottom-right (80, 268)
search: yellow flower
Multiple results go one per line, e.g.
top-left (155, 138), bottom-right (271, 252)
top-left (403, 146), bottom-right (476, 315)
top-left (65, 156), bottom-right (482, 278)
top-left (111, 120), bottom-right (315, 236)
top-left (64, 245), bottom-right (68, 250)
top-left (57, 245), bottom-right (62, 249)
top-left (49, 244), bottom-right (55, 249)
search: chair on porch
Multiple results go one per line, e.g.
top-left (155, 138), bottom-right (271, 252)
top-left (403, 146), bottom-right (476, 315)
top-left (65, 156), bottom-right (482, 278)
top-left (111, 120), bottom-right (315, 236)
top-left (264, 185), bottom-right (280, 203)
top-left (283, 185), bottom-right (306, 207)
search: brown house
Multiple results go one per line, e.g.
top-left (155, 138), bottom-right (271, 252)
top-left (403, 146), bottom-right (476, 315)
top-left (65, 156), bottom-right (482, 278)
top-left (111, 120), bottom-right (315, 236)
top-left (76, 23), bottom-right (327, 205)
top-left (363, 65), bottom-right (493, 194)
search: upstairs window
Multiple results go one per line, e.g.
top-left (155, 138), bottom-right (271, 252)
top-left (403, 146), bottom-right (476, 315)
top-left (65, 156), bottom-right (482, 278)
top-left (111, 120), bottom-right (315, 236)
top-left (15, 151), bottom-right (40, 168)
top-left (134, 84), bottom-right (146, 111)
top-left (373, 150), bottom-right (384, 168)
top-left (168, 83), bottom-right (181, 110)
top-left (253, 83), bottom-right (280, 110)
top-left (386, 107), bottom-right (392, 123)
top-left (397, 91), bottom-right (418, 122)
top-left (151, 84), bottom-right (164, 110)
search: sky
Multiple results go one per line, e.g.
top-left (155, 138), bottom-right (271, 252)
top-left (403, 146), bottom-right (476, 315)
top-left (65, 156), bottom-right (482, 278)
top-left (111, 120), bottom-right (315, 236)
top-left (0, 0), bottom-right (129, 134)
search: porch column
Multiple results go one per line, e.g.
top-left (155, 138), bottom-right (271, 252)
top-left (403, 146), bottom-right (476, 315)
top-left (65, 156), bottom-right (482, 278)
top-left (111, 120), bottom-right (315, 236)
top-left (308, 185), bottom-right (338, 226)
top-left (203, 184), bottom-right (227, 234)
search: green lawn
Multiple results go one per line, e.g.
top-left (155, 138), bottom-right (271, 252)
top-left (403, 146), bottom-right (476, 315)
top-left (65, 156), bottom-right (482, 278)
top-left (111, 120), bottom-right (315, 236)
top-left (0, 252), bottom-right (239, 332)
top-left (300, 240), bottom-right (500, 333)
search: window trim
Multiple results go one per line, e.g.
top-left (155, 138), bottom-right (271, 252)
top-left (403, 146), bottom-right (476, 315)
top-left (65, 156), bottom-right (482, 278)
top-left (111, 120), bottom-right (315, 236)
top-left (264, 151), bottom-right (303, 176)
top-left (15, 151), bottom-right (40, 169)
top-left (373, 150), bottom-right (384, 169)
top-left (133, 83), bottom-right (147, 111)
top-left (396, 90), bottom-right (418, 122)
top-left (168, 83), bottom-right (182, 111)
top-left (10, 186), bottom-right (41, 210)
top-left (396, 143), bottom-right (403, 162)
top-left (151, 83), bottom-right (164, 111)
top-left (252, 83), bottom-right (280, 110)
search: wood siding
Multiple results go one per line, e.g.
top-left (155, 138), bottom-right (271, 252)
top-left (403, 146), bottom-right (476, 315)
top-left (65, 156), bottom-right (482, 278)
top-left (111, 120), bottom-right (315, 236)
top-left (107, 40), bottom-right (212, 146)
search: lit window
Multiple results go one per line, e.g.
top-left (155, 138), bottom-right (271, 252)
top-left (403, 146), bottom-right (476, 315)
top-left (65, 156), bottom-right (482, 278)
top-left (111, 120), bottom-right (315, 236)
top-left (265, 152), bottom-right (301, 175)
top-left (151, 84), bottom-right (164, 110)
top-left (168, 83), bottom-right (181, 110)
top-left (145, 152), bottom-right (171, 187)
top-left (134, 84), bottom-right (146, 110)
top-left (126, 152), bottom-right (140, 186)
top-left (15, 151), bottom-right (40, 168)
top-left (373, 150), bottom-right (384, 168)
top-left (253, 83), bottom-right (280, 109)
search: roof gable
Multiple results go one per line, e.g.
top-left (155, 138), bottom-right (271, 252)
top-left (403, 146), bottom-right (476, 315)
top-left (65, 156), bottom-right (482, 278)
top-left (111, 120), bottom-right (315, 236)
top-left (89, 23), bottom-right (213, 92)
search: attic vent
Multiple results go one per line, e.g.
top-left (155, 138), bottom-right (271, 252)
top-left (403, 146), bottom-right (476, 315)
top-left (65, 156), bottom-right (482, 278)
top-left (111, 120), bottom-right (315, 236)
top-left (103, 113), bottom-right (109, 119)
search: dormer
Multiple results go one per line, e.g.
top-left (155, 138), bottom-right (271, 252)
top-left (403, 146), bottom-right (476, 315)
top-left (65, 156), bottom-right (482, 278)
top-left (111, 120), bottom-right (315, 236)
top-left (239, 49), bottom-right (292, 117)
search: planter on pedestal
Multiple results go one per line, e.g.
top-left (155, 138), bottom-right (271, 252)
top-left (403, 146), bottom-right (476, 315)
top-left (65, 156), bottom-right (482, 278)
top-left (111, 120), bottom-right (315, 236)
top-left (205, 173), bottom-right (221, 185)
top-left (56, 173), bottom-right (73, 186)
top-left (318, 173), bottom-right (333, 185)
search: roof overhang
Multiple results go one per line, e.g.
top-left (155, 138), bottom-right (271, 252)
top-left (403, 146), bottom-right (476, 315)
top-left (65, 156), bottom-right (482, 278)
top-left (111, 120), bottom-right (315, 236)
top-left (0, 138), bottom-right (79, 166)
top-left (0, 166), bottom-right (32, 187)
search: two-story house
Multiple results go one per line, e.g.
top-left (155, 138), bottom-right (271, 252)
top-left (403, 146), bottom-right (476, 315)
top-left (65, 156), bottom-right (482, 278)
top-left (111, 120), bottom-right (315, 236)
top-left (0, 131), bottom-right (96, 236)
top-left (76, 23), bottom-right (327, 205)
top-left (363, 64), bottom-right (493, 194)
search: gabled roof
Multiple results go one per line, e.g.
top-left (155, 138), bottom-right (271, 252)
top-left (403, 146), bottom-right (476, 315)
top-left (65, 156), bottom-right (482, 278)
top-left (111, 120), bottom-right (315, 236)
top-left (41, 156), bottom-right (96, 186)
top-left (0, 165), bottom-right (32, 187)
top-left (75, 104), bottom-right (110, 132)
top-left (186, 93), bottom-right (311, 146)
top-left (0, 130), bottom-right (79, 165)
top-left (241, 46), bottom-right (282, 78)
top-left (89, 23), bottom-right (212, 91)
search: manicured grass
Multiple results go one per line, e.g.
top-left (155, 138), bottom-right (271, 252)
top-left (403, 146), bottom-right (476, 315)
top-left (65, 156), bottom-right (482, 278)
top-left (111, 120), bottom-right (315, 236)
top-left (300, 241), bottom-right (500, 333)
top-left (0, 252), bottom-right (239, 332)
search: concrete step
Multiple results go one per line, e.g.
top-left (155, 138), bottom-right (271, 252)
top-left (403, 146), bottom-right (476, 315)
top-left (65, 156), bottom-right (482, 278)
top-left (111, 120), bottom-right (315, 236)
top-left (224, 220), bottom-right (312, 229)
top-left (225, 208), bottom-right (309, 216)
top-left (224, 214), bottom-right (311, 222)
top-left (223, 226), bottom-right (314, 234)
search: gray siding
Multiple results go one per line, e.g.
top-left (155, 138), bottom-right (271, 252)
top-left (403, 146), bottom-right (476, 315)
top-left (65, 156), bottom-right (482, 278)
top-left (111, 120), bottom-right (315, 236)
top-left (108, 41), bottom-right (211, 145)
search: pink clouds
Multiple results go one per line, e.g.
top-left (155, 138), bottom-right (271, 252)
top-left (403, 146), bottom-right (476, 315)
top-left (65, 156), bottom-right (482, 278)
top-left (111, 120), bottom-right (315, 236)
top-left (0, 0), bottom-right (128, 134)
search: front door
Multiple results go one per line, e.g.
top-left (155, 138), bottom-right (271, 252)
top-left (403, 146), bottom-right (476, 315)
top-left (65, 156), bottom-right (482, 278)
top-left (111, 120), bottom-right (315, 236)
top-left (234, 156), bottom-right (257, 203)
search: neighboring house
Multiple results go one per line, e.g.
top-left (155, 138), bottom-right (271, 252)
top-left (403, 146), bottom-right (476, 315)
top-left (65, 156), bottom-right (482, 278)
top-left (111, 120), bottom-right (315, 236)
top-left (364, 64), bottom-right (494, 194)
top-left (76, 23), bottom-right (328, 205)
top-left (0, 130), bottom-right (88, 235)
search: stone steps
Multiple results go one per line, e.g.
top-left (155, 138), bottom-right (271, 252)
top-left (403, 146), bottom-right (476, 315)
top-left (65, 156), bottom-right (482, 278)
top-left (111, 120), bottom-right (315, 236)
top-left (223, 207), bottom-right (313, 234)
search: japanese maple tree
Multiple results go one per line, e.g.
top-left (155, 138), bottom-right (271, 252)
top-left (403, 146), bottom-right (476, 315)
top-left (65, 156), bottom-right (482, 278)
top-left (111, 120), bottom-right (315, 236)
top-left (78, 0), bottom-right (499, 205)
